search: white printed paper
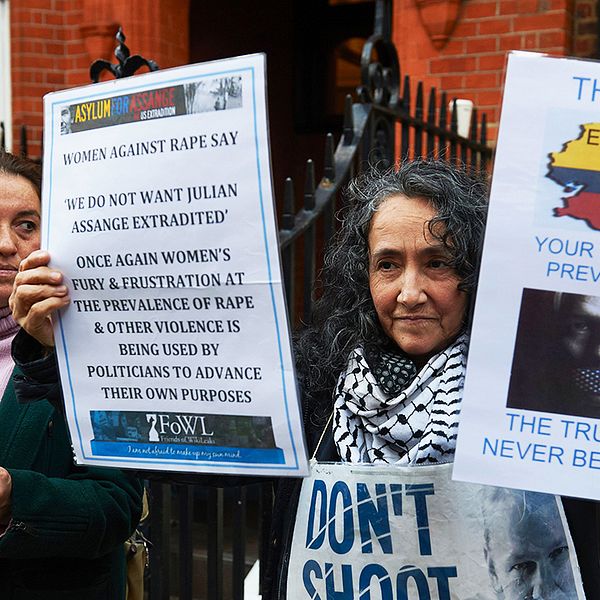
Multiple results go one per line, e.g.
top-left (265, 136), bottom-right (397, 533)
top-left (288, 462), bottom-right (585, 600)
top-left (454, 51), bottom-right (600, 498)
top-left (42, 54), bottom-right (308, 476)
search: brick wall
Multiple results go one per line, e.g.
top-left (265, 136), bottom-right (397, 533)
top-left (573, 0), bottom-right (598, 56)
top-left (393, 0), bottom-right (592, 142)
top-left (10, 1), bottom-right (597, 154)
top-left (9, 0), bottom-right (189, 158)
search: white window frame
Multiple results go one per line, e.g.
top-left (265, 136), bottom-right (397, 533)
top-left (0, 0), bottom-right (12, 152)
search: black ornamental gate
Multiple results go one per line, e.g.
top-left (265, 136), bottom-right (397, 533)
top-left (1, 1), bottom-right (493, 598)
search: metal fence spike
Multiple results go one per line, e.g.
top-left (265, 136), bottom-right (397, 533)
top-left (282, 178), bottom-right (295, 231)
top-left (427, 88), bottom-right (436, 157)
top-left (343, 95), bottom-right (354, 145)
top-left (20, 125), bottom-right (27, 157)
top-left (450, 98), bottom-right (458, 133)
top-left (427, 88), bottom-right (436, 124)
top-left (323, 133), bottom-right (335, 184)
top-left (304, 160), bottom-right (316, 211)
top-left (403, 75), bottom-right (411, 112)
top-left (470, 107), bottom-right (478, 143)
top-left (415, 81), bottom-right (424, 121)
top-left (439, 92), bottom-right (447, 129)
top-left (90, 27), bottom-right (159, 83)
top-left (481, 113), bottom-right (488, 146)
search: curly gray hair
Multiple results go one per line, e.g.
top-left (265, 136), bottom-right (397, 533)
top-left (294, 159), bottom-right (488, 420)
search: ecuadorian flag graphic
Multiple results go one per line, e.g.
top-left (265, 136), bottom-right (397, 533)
top-left (548, 123), bottom-right (600, 231)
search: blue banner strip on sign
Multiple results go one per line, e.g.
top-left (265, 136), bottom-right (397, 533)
top-left (91, 440), bottom-right (285, 464)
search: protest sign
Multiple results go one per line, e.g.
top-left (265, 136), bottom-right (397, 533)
top-left (42, 54), bottom-right (308, 476)
top-left (453, 51), bottom-right (600, 498)
top-left (288, 462), bottom-right (585, 600)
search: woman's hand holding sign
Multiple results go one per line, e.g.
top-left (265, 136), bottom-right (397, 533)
top-left (10, 250), bottom-right (70, 348)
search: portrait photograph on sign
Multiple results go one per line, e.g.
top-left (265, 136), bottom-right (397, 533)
top-left (287, 463), bottom-right (585, 600)
top-left (507, 288), bottom-right (600, 419)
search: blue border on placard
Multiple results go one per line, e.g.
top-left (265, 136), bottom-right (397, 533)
top-left (91, 441), bottom-right (285, 464)
top-left (49, 62), bottom-right (301, 471)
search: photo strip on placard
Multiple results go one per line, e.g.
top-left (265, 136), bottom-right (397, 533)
top-left (507, 287), bottom-right (600, 419)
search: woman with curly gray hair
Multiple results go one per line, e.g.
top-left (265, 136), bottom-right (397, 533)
top-left (295, 159), bottom-right (487, 447)
top-left (252, 159), bottom-right (490, 596)
top-left (283, 159), bottom-right (596, 600)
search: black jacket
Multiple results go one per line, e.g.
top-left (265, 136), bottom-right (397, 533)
top-left (2, 331), bottom-right (143, 599)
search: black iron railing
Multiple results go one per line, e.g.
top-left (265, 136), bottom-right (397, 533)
top-left (0, 123), bottom-right (32, 158)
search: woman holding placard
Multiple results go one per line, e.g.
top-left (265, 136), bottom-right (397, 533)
top-left (0, 151), bottom-right (142, 600)
top-left (271, 160), bottom-right (596, 600)
top-left (13, 158), bottom-right (598, 599)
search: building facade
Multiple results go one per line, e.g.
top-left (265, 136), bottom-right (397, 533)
top-left (2, 0), bottom-right (599, 158)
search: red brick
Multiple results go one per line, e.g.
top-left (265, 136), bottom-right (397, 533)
top-left (499, 0), bottom-right (519, 13)
top-left (22, 25), bottom-right (55, 39)
top-left (478, 53), bottom-right (507, 70)
top-left (44, 41), bottom-right (64, 54)
top-left (499, 34), bottom-right (523, 50)
top-left (19, 85), bottom-right (47, 98)
top-left (464, 1), bottom-right (498, 18)
top-left (523, 32), bottom-right (538, 48)
top-left (64, 11), bottom-right (84, 25)
top-left (513, 12), bottom-right (567, 31)
top-left (52, 28), bottom-right (69, 41)
top-left (479, 17), bottom-right (513, 34)
top-left (441, 39), bottom-right (466, 55)
top-left (439, 75), bottom-right (465, 90)
top-left (19, 55), bottom-right (57, 69)
top-left (476, 90), bottom-right (503, 105)
top-left (574, 38), bottom-right (596, 56)
top-left (539, 30), bottom-right (568, 47)
top-left (430, 56), bottom-right (478, 74)
top-left (515, 0), bottom-right (540, 12)
top-left (465, 72), bottom-right (498, 88)
top-left (466, 37), bottom-right (499, 53)
top-left (43, 12), bottom-right (64, 25)
top-left (15, 40), bottom-right (34, 53)
top-left (44, 71), bottom-right (65, 85)
top-left (576, 2), bottom-right (593, 17)
top-left (578, 21), bottom-right (598, 34)
top-left (53, 0), bottom-right (69, 11)
top-left (21, 0), bottom-right (54, 10)
top-left (546, 0), bottom-right (570, 9)
top-left (21, 99), bottom-right (42, 112)
top-left (453, 21), bottom-right (478, 36)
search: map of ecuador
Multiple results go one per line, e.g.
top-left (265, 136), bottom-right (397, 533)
top-left (548, 123), bottom-right (600, 230)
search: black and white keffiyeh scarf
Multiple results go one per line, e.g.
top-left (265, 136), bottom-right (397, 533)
top-left (333, 334), bottom-right (468, 465)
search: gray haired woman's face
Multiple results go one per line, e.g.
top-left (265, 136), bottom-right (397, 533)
top-left (367, 194), bottom-right (466, 366)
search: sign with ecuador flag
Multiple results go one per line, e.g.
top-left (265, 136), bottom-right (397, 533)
top-left (453, 51), bottom-right (600, 500)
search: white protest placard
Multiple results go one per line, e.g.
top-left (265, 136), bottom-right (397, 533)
top-left (42, 54), bottom-right (309, 476)
top-left (454, 51), bottom-right (600, 498)
top-left (288, 463), bottom-right (585, 600)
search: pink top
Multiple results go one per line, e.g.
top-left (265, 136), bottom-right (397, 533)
top-left (0, 307), bottom-right (20, 397)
